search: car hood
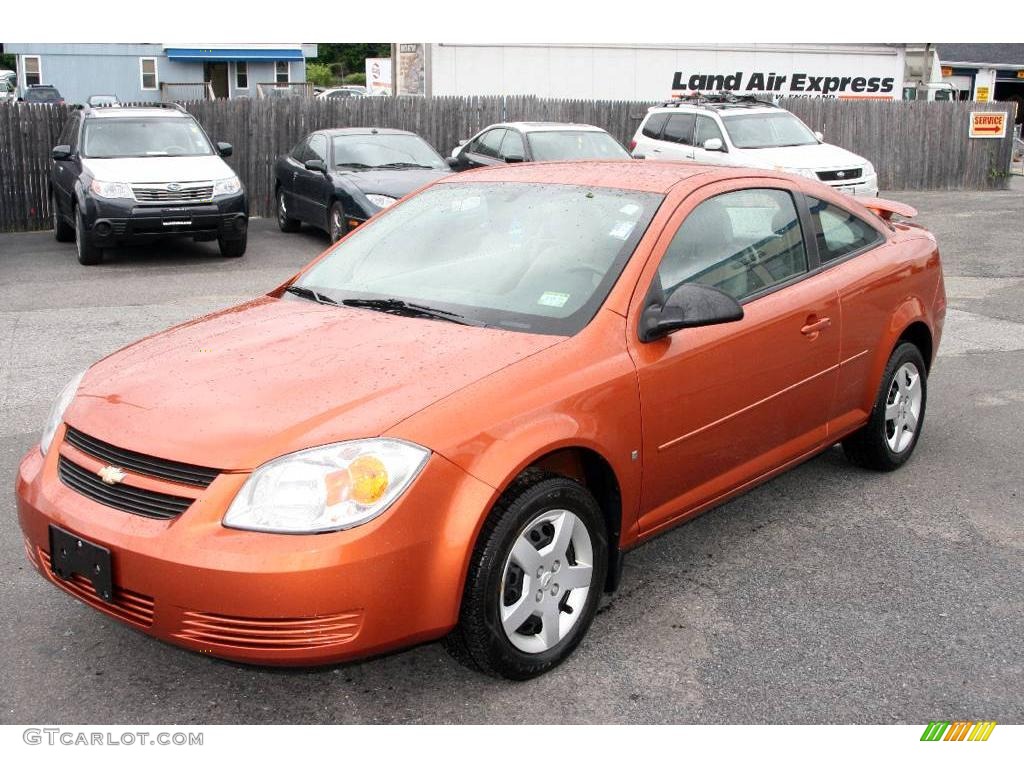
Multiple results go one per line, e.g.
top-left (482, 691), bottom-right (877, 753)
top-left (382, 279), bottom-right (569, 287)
top-left (65, 296), bottom-right (562, 471)
top-left (81, 155), bottom-right (235, 183)
top-left (340, 168), bottom-right (451, 199)
top-left (734, 142), bottom-right (868, 171)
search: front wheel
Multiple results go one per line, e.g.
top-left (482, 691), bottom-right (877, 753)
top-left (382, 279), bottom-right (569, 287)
top-left (74, 206), bottom-right (103, 265)
top-left (218, 232), bottom-right (247, 258)
top-left (328, 202), bottom-right (348, 243)
top-left (842, 342), bottom-right (928, 471)
top-left (445, 471), bottom-right (608, 679)
top-left (277, 189), bottom-right (300, 232)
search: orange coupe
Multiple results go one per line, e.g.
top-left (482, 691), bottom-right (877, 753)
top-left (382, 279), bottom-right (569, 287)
top-left (17, 161), bottom-right (945, 679)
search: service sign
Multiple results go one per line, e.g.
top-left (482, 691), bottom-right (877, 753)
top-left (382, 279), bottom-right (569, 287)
top-left (969, 112), bottom-right (1008, 139)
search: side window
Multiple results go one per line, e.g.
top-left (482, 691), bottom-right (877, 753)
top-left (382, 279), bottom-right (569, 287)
top-left (308, 134), bottom-right (328, 162)
top-left (290, 139), bottom-right (310, 163)
top-left (694, 115), bottom-right (724, 146)
top-left (808, 197), bottom-right (883, 262)
top-left (662, 114), bottom-right (696, 145)
top-left (499, 130), bottom-right (525, 159)
top-left (642, 113), bottom-right (669, 139)
top-left (474, 129), bottom-right (507, 158)
top-left (58, 114), bottom-right (79, 148)
top-left (656, 189), bottom-right (808, 302)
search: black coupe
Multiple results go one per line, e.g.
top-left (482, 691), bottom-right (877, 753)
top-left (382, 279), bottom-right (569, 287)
top-left (274, 128), bottom-right (451, 242)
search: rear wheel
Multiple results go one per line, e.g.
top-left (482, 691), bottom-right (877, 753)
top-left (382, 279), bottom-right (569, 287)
top-left (329, 202), bottom-right (347, 243)
top-left (842, 342), bottom-right (928, 471)
top-left (53, 192), bottom-right (74, 242)
top-left (74, 206), bottom-right (102, 266)
top-left (277, 189), bottom-right (300, 232)
top-left (445, 471), bottom-right (608, 679)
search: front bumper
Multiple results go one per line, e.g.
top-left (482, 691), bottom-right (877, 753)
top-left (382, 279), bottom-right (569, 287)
top-left (16, 432), bottom-right (494, 666)
top-left (823, 172), bottom-right (879, 197)
top-left (81, 191), bottom-right (248, 246)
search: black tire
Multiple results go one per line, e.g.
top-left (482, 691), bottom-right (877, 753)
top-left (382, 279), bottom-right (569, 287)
top-left (328, 201), bottom-right (347, 243)
top-left (276, 189), bottom-right (300, 233)
top-left (842, 341), bottom-right (928, 471)
top-left (218, 232), bottom-right (247, 258)
top-left (445, 470), bottom-right (608, 680)
top-left (53, 192), bottom-right (74, 242)
top-left (74, 206), bottom-right (103, 266)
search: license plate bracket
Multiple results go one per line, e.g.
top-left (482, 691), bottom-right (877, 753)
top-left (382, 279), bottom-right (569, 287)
top-left (48, 525), bottom-right (114, 603)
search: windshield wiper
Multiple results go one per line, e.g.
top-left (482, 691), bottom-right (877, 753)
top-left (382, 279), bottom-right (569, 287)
top-left (374, 162), bottom-right (436, 169)
top-left (336, 162), bottom-right (375, 170)
top-left (285, 285), bottom-right (338, 306)
top-left (341, 298), bottom-right (480, 326)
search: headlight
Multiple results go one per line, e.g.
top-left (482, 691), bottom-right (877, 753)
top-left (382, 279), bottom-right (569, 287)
top-left (223, 439), bottom-right (430, 534)
top-left (40, 370), bottom-right (86, 456)
top-left (89, 180), bottom-right (134, 199)
top-left (213, 176), bottom-right (242, 196)
top-left (863, 161), bottom-right (876, 178)
top-left (365, 194), bottom-right (397, 209)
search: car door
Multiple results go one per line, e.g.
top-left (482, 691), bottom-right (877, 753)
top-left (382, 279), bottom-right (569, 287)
top-left (52, 112), bottom-right (80, 218)
top-left (295, 133), bottom-right (331, 227)
top-left (281, 139), bottom-right (311, 221)
top-left (650, 113), bottom-right (696, 162)
top-left (690, 115), bottom-right (731, 166)
top-left (627, 180), bottom-right (840, 534)
top-left (460, 128), bottom-right (508, 169)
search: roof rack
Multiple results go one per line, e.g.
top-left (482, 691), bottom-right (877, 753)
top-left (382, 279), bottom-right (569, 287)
top-left (78, 100), bottom-right (190, 114)
top-left (657, 92), bottom-right (778, 109)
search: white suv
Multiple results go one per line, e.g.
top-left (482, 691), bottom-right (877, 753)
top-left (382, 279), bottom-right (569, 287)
top-left (630, 95), bottom-right (878, 197)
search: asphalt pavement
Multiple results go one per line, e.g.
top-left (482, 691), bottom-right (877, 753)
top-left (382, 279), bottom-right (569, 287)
top-left (1, 181), bottom-right (1022, 724)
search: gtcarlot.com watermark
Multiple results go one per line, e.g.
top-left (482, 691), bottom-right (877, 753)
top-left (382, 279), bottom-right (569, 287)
top-left (23, 728), bottom-right (203, 747)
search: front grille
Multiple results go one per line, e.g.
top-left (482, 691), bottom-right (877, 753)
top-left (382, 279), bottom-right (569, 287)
top-left (65, 426), bottom-right (219, 488)
top-left (174, 610), bottom-right (364, 650)
top-left (817, 167), bottom-right (863, 182)
top-left (131, 183), bottom-right (214, 204)
top-left (38, 548), bottom-right (155, 628)
top-left (58, 456), bottom-right (194, 520)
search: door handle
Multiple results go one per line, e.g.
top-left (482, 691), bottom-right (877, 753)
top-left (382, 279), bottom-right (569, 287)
top-left (801, 317), bottom-right (832, 337)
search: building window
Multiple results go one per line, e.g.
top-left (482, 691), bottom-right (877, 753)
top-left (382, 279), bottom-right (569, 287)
top-left (275, 61), bottom-right (289, 87)
top-left (235, 61), bottom-right (248, 89)
top-left (23, 56), bottom-right (41, 87)
top-left (140, 57), bottom-right (158, 91)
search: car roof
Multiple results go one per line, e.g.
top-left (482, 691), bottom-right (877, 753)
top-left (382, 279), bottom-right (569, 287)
top-left (648, 104), bottom-right (782, 117)
top-left (434, 160), bottom-right (735, 193)
top-left (499, 122), bottom-right (608, 133)
top-left (85, 107), bottom-right (192, 119)
top-left (318, 127), bottom-right (417, 137)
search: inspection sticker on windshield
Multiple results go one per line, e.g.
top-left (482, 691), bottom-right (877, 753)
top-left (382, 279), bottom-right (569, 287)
top-left (608, 220), bottom-right (636, 240)
top-left (538, 291), bottom-right (570, 308)
top-left (619, 203), bottom-right (641, 216)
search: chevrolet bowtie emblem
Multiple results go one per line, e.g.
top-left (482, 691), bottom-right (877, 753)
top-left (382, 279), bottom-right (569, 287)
top-left (98, 465), bottom-right (127, 485)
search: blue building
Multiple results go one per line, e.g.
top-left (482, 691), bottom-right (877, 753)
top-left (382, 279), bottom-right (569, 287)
top-left (2, 43), bottom-right (318, 103)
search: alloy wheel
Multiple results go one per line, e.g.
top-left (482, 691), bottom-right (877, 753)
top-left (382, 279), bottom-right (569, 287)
top-left (884, 361), bottom-right (922, 453)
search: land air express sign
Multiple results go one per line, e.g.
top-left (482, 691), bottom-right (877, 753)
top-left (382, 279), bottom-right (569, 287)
top-left (671, 70), bottom-right (897, 98)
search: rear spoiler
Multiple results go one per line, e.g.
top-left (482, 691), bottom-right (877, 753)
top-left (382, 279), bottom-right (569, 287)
top-left (863, 198), bottom-right (917, 221)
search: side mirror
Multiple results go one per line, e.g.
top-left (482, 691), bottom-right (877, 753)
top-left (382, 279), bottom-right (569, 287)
top-left (504, 154), bottom-right (525, 164)
top-left (445, 156), bottom-right (460, 169)
top-left (639, 283), bottom-right (743, 342)
top-left (702, 138), bottom-right (725, 152)
top-left (304, 159), bottom-right (327, 173)
top-left (52, 144), bottom-right (73, 161)
top-left (217, 141), bottom-right (233, 157)
top-left (813, 131), bottom-right (824, 142)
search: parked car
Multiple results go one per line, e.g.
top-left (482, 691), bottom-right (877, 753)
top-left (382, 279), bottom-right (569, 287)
top-left (316, 86), bottom-right (368, 100)
top-left (86, 94), bottom-right (121, 108)
top-left (49, 103), bottom-right (247, 264)
top-left (631, 94), bottom-right (879, 196)
top-left (274, 127), bottom-right (450, 242)
top-left (449, 122), bottom-right (632, 169)
top-left (0, 76), bottom-right (16, 104)
top-left (17, 160), bottom-right (944, 678)
top-left (21, 84), bottom-right (64, 104)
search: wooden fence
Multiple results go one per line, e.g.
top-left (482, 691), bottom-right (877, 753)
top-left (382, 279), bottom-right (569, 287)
top-left (0, 96), bottom-right (1017, 233)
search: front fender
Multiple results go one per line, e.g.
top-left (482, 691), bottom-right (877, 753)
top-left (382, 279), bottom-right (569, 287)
top-left (862, 295), bottom-right (931, 413)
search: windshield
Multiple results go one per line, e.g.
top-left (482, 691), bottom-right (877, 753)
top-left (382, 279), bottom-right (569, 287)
top-left (332, 134), bottom-right (446, 170)
top-left (527, 131), bottom-right (630, 161)
top-left (294, 182), bottom-right (662, 335)
top-left (81, 117), bottom-right (214, 158)
top-left (24, 87), bottom-right (61, 102)
top-left (722, 113), bottom-right (818, 149)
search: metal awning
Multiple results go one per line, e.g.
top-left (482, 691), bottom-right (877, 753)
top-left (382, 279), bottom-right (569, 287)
top-left (164, 47), bottom-right (304, 62)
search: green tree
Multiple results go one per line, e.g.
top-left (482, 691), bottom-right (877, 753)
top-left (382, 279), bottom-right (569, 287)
top-left (343, 72), bottom-right (366, 86)
top-left (0, 52), bottom-right (16, 71)
top-left (313, 44), bottom-right (390, 78)
top-left (305, 62), bottom-right (334, 87)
